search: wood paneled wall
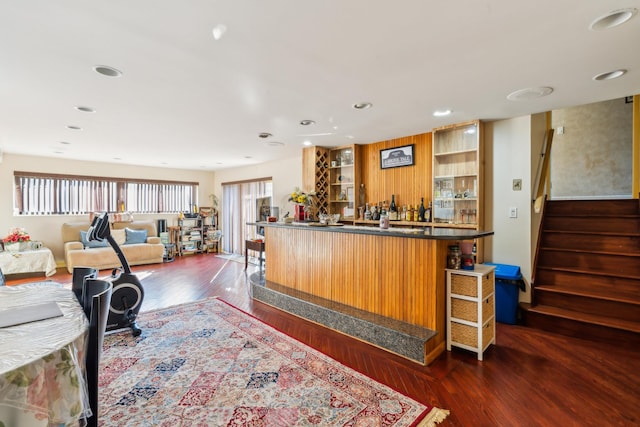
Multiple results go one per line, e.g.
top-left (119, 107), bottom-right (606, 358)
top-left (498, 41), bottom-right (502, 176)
top-left (360, 132), bottom-right (433, 209)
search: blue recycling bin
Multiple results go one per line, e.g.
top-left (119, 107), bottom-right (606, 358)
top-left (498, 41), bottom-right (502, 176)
top-left (484, 263), bottom-right (525, 324)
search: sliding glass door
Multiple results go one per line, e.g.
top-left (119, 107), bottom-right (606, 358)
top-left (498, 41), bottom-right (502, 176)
top-left (221, 178), bottom-right (272, 255)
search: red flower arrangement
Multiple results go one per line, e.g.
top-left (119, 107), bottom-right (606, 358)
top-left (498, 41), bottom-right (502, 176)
top-left (2, 227), bottom-right (31, 243)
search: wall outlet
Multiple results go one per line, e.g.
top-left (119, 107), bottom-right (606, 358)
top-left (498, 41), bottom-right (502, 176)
top-left (509, 207), bottom-right (518, 218)
top-left (512, 179), bottom-right (522, 191)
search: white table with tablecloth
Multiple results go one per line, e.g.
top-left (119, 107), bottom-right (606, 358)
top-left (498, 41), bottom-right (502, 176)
top-left (0, 282), bottom-right (90, 426)
top-left (0, 248), bottom-right (57, 277)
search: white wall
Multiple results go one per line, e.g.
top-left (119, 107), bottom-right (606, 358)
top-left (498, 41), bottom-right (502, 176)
top-left (0, 153), bottom-right (215, 265)
top-left (484, 114), bottom-right (545, 303)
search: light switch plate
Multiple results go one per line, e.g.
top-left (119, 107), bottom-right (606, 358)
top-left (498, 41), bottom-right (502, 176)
top-left (509, 207), bottom-right (518, 218)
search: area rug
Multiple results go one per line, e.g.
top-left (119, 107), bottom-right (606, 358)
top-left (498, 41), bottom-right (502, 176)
top-left (99, 298), bottom-right (448, 426)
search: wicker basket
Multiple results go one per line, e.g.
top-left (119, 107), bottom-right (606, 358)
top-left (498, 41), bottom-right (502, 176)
top-left (451, 271), bottom-right (494, 297)
top-left (451, 295), bottom-right (494, 323)
top-left (481, 272), bottom-right (494, 299)
top-left (451, 317), bottom-right (495, 349)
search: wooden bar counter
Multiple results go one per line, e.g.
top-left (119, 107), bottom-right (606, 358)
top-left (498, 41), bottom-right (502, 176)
top-left (254, 221), bottom-right (493, 364)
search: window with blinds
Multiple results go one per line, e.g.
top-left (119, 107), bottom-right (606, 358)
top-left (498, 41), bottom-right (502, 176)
top-left (13, 171), bottom-right (198, 216)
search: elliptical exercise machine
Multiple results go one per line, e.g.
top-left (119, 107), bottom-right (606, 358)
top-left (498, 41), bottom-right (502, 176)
top-left (86, 211), bottom-right (144, 336)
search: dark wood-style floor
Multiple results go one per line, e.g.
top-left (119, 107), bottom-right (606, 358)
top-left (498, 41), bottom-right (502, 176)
top-left (9, 255), bottom-right (639, 426)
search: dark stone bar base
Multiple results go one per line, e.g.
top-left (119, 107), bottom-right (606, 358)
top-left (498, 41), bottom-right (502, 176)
top-left (250, 273), bottom-right (436, 364)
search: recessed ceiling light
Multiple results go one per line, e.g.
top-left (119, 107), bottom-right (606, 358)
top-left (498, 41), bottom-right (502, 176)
top-left (593, 69), bottom-right (627, 81)
top-left (212, 24), bottom-right (227, 40)
top-left (433, 109), bottom-right (452, 117)
top-left (113, 157), bottom-right (122, 161)
top-left (93, 65), bottom-right (123, 77)
top-left (75, 106), bottom-right (95, 113)
top-left (66, 125), bottom-right (82, 130)
top-left (300, 120), bottom-right (315, 126)
top-left (258, 132), bottom-right (272, 139)
top-left (353, 102), bottom-right (372, 110)
top-left (506, 86), bottom-right (554, 101)
top-left (244, 156), bottom-right (252, 159)
top-left (53, 151), bottom-right (64, 154)
top-left (59, 141), bottom-right (71, 145)
top-left (590, 8), bottom-right (637, 30)
top-left (303, 140), bottom-right (313, 146)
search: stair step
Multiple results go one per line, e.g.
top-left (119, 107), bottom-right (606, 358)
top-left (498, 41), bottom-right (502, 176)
top-left (526, 304), bottom-right (640, 334)
top-left (536, 250), bottom-right (640, 278)
top-left (536, 265), bottom-right (640, 281)
top-left (534, 285), bottom-right (640, 322)
top-left (540, 232), bottom-right (640, 253)
top-left (534, 284), bottom-right (640, 304)
top-left (534, 269), bottom-right (640, 293)
top-left (543, 216), bottom-right (639, 233)
top-left (520, 303), bottom-right (640, 349)
top-left (544, 199), bottom-right (639, 216)
top-left (539, 246), bottom-right (640, 257)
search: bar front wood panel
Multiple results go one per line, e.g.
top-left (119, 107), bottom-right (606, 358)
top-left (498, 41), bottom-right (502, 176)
top-left (264, 227), bottom-right (448, 334)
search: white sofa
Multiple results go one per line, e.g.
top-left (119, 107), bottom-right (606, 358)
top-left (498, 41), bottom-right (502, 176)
top-left (61, 220), bottom-right (165, 273)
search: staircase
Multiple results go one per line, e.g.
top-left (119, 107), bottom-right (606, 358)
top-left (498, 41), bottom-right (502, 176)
top-left (522, 198), bottom-right (640, 348)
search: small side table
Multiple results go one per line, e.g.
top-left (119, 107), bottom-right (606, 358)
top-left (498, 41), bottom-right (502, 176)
top-left (245, 240), bottom-right (265, 271)
top-left (0, 247), bottom-right (57, 277)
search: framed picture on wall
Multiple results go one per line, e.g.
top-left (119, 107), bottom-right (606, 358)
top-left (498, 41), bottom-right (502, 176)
top-left (380, 144), bottom-right (415, 169)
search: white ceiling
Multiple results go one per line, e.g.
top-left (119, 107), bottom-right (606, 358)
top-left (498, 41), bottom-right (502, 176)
top-left (1, 1), bottom-right (638, 171)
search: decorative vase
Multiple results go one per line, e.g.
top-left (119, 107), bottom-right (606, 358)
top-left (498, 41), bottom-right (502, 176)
top-left (294, 204), bottom-right (306, 222)
top-left (5, 242), bottom-right (28, 252)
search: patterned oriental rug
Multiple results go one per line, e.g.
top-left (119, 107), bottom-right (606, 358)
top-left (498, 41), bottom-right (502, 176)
top-left (99, 298), bottom-right (449, 426)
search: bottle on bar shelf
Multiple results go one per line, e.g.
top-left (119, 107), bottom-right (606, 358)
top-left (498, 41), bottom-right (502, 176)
top-left (389, 194), bottom-right (398, 220)
top-left (426, 201), bottom-right (432, 223)
top-left (418, 197), bottom-right (426, 222)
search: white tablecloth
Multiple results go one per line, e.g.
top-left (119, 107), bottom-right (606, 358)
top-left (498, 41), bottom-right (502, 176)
top-left (0, 282), bottom-right (90, 426)
top-left (0, 248), bottom-right (57, 277)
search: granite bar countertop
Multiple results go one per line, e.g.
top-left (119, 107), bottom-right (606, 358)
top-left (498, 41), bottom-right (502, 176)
top-left (249, 221), bottom-right (493, 240)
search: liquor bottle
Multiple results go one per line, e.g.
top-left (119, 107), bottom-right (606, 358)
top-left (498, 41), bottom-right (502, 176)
top-left (389, 195), bottom-right (398, 220)
top-left (418, 197), bottom-right (426, 222)
top-left (406, 204), bottom-right (412, 222)
top-left (401, 205), bottom-right (407, 221)
top-left (426, 201), bottom-right (432, 223)
top-left (364, 203), bottom-right (371, 220)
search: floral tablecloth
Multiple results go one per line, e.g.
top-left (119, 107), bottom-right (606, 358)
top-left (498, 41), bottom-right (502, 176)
top-left (0, 248), bottom-right (57, 277)
top-left (0, 282), bottom-right (90, 426)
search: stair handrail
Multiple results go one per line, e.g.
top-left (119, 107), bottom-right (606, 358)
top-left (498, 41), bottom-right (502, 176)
top-left (530, 194), bottom-right (548, 304)
top-left (532, 128), bottom-right (555, 214)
